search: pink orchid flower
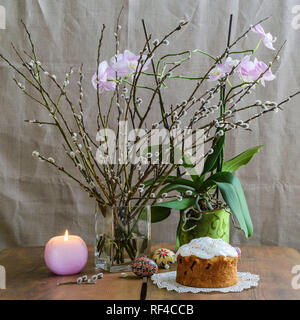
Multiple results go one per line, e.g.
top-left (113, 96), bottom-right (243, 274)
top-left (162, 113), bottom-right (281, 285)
top-left (239, 55), bottom-right (259, 82)
top-left (252, 24), bottom-right (277, 50)
top-left (110, 50), bottom-right (151, 79)
top-left (208, 65), bottom-right (227, 81)
top-left (238, 55), bottom-right (275, 86)
top-left (91, 61), bottom-right (116, 93)
top-left (253, 59), bottom-right (276, 86)
top-left (110, 53), bottom-right (130, 78)
top-left (208, 57), bottom-right (239, 81)
top-left (223, 57), bottom-right (240, 71)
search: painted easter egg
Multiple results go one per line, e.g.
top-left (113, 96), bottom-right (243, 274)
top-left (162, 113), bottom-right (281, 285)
top-left (234, 247), bottom-right (241, 258)
top-left (131, 257), bottom-right (158, 277)
top-left (152, 248), bottom-right (176, 268)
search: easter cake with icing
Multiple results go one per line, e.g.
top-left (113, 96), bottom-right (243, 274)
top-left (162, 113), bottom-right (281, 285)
top-left (176, 237), bottom-right (239, 288)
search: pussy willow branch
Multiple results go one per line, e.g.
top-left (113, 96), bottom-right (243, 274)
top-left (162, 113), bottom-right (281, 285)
top-left (37, 153), bottom-right (105, 204)
top-left (142, 19), bottom-right (169, 130)
top-left (78, 64), bottom-right (109, 181)
top-left (243, 90), bottom-right (300, 124)
top-left (117, 27), bottom-right (164, 192)
top-left (11, 26), bottom-right (112, 204)
top-left (13, 42), bottom-right (79, 160)
top-left (127, 21), bottom-right (188, 127)
top-left (114, 22), bottom-right (195, 196)
top-left (2, 16), bottom-right (299, 224)
top-left (43, 64), bottom-right (113, 203)
top-left (96, 24), bottom-right (106, 129)
top-left (102, 9), bottom-right (125, 194)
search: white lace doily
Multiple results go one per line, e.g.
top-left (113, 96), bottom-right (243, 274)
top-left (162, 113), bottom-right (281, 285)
top-left (151, 271), bottom-right (259, 293)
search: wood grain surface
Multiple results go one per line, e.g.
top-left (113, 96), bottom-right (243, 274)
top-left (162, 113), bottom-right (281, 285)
top-left (0, 244), bottom-right (300, 300)
top-left (0, 246), bottom-right (141, 300)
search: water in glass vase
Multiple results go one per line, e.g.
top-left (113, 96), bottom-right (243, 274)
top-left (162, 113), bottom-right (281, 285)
top-left (95, 204), bottom-right (151, 272)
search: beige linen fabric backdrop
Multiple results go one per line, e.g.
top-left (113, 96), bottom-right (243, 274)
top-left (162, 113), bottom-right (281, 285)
top-left (0, 0), bottom-right (299, 250)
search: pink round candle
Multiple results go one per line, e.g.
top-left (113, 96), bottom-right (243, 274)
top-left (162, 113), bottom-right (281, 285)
top-left (44, 230), bottom-right (88, 275)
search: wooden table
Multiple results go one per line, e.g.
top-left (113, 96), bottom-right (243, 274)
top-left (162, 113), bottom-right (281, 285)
top-left (0, 244), bottom-right (300, 300)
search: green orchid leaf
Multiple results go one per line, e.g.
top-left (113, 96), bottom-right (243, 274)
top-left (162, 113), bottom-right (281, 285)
top-left (199, 171), bottom-right (253, 238)
top-left (222, 145), bottom-right (264, 173)
top-left (171, 146), bottom-right (199, 182)
top-left (151, 206), bottom-right (171, 223)
top-left (153, 197), bottom-right (195, 210)
top-left (182, 154), bottom-right (201, 183)
top-left (201, 135), bottom-right (225, 176)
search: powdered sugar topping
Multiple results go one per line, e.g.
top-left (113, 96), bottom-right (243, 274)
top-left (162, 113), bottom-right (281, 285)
top-left (176, 237), bottom-right (238, 259)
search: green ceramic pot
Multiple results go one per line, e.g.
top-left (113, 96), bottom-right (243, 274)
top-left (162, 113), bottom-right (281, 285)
top-left (177, 208), bottom-right (230, 249)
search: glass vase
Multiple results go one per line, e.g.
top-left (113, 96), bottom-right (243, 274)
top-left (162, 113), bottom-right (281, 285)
top-left (177, 208), bottom-right (230, 249)
top-left (95, 204), bottom-right (151, 272)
